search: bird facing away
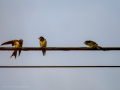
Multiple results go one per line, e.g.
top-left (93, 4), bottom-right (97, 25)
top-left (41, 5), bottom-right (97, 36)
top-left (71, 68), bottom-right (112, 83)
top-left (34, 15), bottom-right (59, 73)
top-left (38, 36), bottom-right (47, 56)
top-left (1, 39), bottom-right (23, 59)
top-left (84, 40), bottom-right (105, 51)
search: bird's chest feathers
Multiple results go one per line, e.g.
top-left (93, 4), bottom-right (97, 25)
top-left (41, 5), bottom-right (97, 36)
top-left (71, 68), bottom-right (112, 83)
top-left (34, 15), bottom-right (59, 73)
top-left (14, 42), bottom-right (20, 47)
top-left (40, 40), bottom-right (46, 47)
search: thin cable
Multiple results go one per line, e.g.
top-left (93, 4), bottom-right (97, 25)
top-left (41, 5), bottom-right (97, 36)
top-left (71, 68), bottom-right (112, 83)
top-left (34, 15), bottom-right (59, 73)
top-left (0, 66), bottom-right (120, 68)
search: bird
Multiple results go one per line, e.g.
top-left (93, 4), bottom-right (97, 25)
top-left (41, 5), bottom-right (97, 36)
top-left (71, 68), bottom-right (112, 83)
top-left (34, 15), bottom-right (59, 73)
top-left (38, 36), bottom-right (47, 56)
top-left (84, 40), bottom-right (105, 51)
top-left (1, 39), bottom-right (23, 59)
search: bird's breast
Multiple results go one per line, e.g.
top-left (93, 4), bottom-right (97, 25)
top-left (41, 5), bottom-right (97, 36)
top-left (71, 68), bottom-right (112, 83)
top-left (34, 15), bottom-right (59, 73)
top-left (40, 40), bottom-right (47, 47)
top-left (15, 42), bottom-right (20, 47)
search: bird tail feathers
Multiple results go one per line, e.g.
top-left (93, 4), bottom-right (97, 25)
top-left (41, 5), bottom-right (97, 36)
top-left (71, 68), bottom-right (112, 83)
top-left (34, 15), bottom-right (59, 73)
top-left (10, 50), bottom-right (17, 59)
top-left (18, 50), bottom-right (21, 56)
top-left (42, 50), bottom-right (46, 56)
top-left (97, 46), bottom-right (105, 51)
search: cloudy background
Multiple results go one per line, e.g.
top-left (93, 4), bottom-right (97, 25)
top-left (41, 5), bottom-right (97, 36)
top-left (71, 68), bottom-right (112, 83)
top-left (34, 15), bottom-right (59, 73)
top-left (0, 0), bottom-right (120, 90)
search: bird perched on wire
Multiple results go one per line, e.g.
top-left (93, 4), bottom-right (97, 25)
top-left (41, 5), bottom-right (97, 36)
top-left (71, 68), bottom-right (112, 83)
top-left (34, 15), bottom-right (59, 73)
top-left (38, 36), bottom-right (47, 56)
top-left (1, 39), bottom-right (23, 59)
top-left (84, 40), bottom-right (105, 51)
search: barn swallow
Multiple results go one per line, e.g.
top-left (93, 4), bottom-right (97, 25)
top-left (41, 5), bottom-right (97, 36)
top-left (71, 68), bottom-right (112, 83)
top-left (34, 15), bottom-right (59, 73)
top-left (38, 36), bottom-right (47, 56)
top-left (1, 39), bottom-right (23, 59)
top-left (84, 40), bottom-right (105, 51)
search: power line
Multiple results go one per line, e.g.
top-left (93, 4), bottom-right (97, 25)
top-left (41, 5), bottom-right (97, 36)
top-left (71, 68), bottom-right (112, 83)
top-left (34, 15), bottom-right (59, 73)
top-left (0, 47), bottom-right (120, 51)
top-left (0, 66), bottom-right (120, 68)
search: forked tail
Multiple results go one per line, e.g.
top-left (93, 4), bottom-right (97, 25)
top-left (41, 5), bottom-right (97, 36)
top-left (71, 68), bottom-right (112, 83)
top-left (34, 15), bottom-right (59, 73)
top-left (10, 50), bottom-right (17, 59)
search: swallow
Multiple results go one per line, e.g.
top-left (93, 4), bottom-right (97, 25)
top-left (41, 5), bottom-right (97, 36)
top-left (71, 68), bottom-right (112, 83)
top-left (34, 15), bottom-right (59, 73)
top-left (1, 39), bottom-right (23, 59)
top-left (38, 36), bottom-right (47, 56)
top-left (84, 40), bottom-right (105, 51)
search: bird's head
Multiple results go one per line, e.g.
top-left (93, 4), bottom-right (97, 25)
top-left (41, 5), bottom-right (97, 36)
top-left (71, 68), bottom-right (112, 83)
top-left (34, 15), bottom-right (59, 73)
top-left (19, 39), bottom-right (23, 42)
top-left (84, 41), bottom-right (87, 45)
top-left (19, 39), bottom-right (23, 45)
top-left (84, 40), bottom-right (92, 45)
top-left (38, 36), bottom-right (44, 41)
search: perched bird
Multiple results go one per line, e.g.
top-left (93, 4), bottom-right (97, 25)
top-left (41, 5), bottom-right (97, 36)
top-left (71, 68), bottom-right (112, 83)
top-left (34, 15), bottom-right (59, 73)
top-left (1, 39), bottom-right (23, 59)
top-left (38, 36), bottom-right (47, 56)
top-left (84, 40), bottom-right (105, 51)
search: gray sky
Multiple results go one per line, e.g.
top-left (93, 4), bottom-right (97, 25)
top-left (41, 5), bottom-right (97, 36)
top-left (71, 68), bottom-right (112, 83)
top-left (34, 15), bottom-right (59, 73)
top-left (0, 0), bottom-right (120, 90)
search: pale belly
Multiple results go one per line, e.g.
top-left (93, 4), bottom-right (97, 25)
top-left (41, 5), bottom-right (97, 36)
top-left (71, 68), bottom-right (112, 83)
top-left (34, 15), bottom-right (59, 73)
top-left (40, 41), bottom-right (47, 47)
top-left (14, 42), bottom-right (20, 47)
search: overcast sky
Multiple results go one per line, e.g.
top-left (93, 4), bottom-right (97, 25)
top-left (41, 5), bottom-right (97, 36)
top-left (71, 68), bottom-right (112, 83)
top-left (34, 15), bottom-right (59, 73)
top-left (0, 0), bottom-right (120, 90)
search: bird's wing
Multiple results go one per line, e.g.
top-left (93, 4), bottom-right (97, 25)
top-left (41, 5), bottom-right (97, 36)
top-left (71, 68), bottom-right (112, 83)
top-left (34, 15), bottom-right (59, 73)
top-left (44, 39), bottom-right (47, 47)
top-left (1, 40), bottom-right (18, 46)
top-left (92, 41), bottom-right (98, 45)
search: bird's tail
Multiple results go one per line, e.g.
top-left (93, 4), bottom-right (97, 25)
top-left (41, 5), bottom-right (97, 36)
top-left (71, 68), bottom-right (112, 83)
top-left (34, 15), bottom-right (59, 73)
top-left (42, 50), bottom-right (46, 56)
top-left (10, 50), bottom-right (17, 59)
top-left (97, 46), bottom-right (105, 51)
top-left (18, 50), bottom-right (21, 57)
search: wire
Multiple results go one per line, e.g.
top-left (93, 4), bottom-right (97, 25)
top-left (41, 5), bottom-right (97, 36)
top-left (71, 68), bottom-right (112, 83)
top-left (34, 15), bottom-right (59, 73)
top-left (0, 66), bottom-right (120, 68)
top-left (0, 47), bottom-right (120, 51)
